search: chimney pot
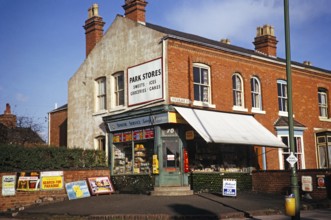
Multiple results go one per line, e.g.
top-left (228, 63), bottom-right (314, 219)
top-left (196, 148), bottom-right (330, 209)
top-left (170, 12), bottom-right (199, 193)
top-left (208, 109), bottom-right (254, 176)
top-left (220, 38), bottom-right (231, 44)
top-left (83, 3), bottom-right (105, 57)
top-left (253, 24), bottom-right (278, 57)
top-left (303, 61), bottom-right (312, 66)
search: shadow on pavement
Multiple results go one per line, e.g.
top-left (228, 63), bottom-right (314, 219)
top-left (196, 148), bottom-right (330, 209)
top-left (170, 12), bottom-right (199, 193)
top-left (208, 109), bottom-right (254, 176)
top-left (169, 204), bottom-right (219, 219)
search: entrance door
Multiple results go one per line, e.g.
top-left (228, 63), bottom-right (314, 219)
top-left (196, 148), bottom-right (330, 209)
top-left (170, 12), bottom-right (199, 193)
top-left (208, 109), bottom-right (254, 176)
top-left (159, 128), bottom-right (183, 186)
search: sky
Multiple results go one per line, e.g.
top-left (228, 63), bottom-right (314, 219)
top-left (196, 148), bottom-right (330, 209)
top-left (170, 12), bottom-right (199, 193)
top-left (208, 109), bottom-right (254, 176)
top-left (0, 0), bottom-right (331, 141)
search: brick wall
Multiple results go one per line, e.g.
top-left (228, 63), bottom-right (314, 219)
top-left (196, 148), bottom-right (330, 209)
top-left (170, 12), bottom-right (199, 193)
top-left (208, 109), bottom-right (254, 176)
top-left (0, 169), bottom-right (110, 213)
top-left (49, 108), bottom-right (67, 147)
top-left (166, 39), bottom-right (331, 170)
top-left (252, 170), bottom-right (331, 199)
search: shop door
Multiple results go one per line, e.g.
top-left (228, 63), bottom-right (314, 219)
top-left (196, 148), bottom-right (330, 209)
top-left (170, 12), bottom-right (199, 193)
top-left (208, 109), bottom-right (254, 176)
top-left (160, 137), bottom-right (183, 186)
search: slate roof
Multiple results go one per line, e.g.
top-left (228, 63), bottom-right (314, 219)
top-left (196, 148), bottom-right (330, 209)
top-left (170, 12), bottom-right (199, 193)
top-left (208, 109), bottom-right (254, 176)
top-left (274, 116), bottom-right (306, 128)
top-left (146, 22), bottom-right (331, 75)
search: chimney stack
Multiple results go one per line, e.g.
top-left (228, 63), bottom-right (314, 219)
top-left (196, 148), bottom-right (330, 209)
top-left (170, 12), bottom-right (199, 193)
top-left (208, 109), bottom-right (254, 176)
top-left (0, 103), bottom-right (16, 128)
top-left (253, 25), bottom-right (278, 57)
top-left (123, 0), bottom-right (148, 24)
top-left (83, 4), bottom-right (105, 57)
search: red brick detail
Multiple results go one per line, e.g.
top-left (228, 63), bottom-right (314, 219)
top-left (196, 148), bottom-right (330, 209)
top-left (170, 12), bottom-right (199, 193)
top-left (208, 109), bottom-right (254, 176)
top-left (123, 0), bottom-right (148, 23)
top-left (84, 16), bottom-right (105, 57)
top-left (49, 108), bottom-right (67, 147)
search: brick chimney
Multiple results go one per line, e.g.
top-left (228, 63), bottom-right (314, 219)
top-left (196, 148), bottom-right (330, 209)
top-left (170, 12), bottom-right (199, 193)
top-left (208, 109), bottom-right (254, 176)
top-left (0, 103), bottom-right (17, 128)
top-left (253, 25), bottom-right (278, 57)
top-left (122, 0), bottom-right (148, 24)
top-left (83, 4), bottom-right (105, 57)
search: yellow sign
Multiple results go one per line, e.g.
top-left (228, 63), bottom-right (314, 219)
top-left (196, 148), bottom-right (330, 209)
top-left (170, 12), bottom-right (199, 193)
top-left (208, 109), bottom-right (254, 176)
top-left (41, 176), bottom-right (64, 190)
top-left (169, 112), bottom-right (186, 124)
top-left (152, 154), bottom-right (159, 174)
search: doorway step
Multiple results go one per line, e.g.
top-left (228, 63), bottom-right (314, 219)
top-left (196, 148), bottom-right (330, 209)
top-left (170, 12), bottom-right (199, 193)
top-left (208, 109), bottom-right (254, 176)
top-left (151, 186), bottom-right (193, 196)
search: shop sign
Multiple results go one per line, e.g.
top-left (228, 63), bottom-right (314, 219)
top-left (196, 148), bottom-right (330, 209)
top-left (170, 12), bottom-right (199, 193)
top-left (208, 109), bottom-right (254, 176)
top-left (301, 176), bottom-right (313, 192)
top-left (170, 97), bottom-right (191, 104)
top-left (2, 175), bottom-right (16, 196)
top-left (65, 180), bottom-right (91, 200)
top-left (144, 128), bottom-right (154, 139)
top-left (108, 113), bottom-right (169, 131)
top-left (133, 129), bottom-right (143, 140)
top-left (17, 172), bottom-right (40, 191)
top-left (222, 179), bottom-right (237, 197)
top-left (40, 171), bottom-right (64, 190)
top-left (316, 175), bottom-right (326, 189)
top-left (152, 155), bottom-right (159, 174)
top-left (128, 58), bottom-right (163, 106)
top-left (123, 131), bottom-right (132, 142)
top-left (87, 177), bottom-right (114, 195)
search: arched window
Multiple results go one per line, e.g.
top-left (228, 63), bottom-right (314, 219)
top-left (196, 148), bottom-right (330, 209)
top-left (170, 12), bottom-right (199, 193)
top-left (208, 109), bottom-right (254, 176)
top-left (232, 73), bottom-right (244, 108)
top-left (251, 76), bottom-right (262, 110)
top-left (318, 88), bottom-right (328, 118)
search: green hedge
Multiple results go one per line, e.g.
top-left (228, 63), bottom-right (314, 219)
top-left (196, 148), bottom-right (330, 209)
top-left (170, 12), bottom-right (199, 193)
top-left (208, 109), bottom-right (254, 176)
top-left (0, 144), bottom-right (107, 171)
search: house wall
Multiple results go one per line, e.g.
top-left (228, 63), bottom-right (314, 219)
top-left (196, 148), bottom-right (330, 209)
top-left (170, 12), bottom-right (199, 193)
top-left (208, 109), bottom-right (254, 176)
top-left (165, 39), bottom-right (331, 169)
top-left (49, 109), bottom-right (67, 147)
top-left (67, 16), bottom-right (166, 149)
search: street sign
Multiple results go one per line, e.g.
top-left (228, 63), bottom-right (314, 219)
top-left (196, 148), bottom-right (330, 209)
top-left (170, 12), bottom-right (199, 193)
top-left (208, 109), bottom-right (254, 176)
top-left (286, 152), bottom-right (298, 167)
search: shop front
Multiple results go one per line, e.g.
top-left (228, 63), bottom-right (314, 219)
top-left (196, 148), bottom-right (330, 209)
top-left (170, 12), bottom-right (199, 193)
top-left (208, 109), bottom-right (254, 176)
top-left (103, 105), bottom-right (286, 193)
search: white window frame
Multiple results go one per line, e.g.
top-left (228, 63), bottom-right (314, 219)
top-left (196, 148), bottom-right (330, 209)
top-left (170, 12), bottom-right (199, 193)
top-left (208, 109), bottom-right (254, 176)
top-left (251, 76), bottom-right (265, 114)
top-left (110, 71), bottom-right (125, 110)
top-left (232, 73), bottom-right (247, 112)
top-left (192, 63), bottom-right (215, 108)
top-left (277, 133), bottom-right (305, 170)
top-left (95, 77), bottom-right (107, 112)
top-left (94, 135), bottom-right (106, 151)
top-left (318, 88), bottom-right (328, 119)
top-left (277, 79), bottom-right (288, 116)
top-left (316, 132), bottom-right (331, 169)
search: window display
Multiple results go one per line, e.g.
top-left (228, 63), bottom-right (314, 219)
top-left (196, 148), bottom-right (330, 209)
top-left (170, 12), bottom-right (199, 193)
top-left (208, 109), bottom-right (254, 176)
top-left (112, 128), bottom-right (154, 175)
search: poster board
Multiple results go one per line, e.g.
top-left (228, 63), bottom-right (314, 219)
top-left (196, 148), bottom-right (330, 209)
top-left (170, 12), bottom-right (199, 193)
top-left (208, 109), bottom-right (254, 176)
top-left (222, 179), bottom-right (237, 197)
top-left (87, 176), bottom-right (114, 195)
top-left (2, 175), bottom-right (16, 196)
top-left (316, 175), bottom-right (326, 189)
top-left (40, 171), bottom-right (64, 190)
top-left (65, 180), bottom-right (91, 200)
top-left (301, 176), bottom-right (313, 192)
top-left (17, 171), bottom-right (40, 191)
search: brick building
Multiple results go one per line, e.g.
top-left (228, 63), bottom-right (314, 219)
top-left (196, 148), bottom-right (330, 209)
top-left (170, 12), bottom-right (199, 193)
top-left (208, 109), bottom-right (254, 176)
top-left (48, 104), bottom-right (67, 147)
top-left (67, 1), bottom-right (331, 192)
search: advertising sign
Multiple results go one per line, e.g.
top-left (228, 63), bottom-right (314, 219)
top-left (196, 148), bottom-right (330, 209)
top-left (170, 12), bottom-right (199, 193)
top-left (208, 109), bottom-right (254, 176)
top-left (17, 172), bottom-right (40, 191)
top-left (316, 175), bottom-right (326, 189)
top-left (301, 176), bottom-right (313, 192)
top-left (128, 58), bottom-right (163, 106)
top-left (65, 180), bottom-right (91, 200)
top-left (2, 175), bottom-right (16, 196)
top-left (87, 177), bottom-right (114, 195)
top-left (40, 171), bottom-right (64, 190)
top-left (222, 179), bottom-right (237, 197)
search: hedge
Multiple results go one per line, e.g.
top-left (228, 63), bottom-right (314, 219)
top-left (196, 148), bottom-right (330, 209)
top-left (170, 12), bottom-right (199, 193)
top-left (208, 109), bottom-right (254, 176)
top-left (0, 144), bottom-right (107, 171)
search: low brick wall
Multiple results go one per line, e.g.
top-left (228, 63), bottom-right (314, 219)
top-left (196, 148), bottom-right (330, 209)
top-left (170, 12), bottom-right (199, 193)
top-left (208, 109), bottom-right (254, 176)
top-left (252, 169), bottom-right (331, 200)
top-left (0, 169), bottom-right (110, 213)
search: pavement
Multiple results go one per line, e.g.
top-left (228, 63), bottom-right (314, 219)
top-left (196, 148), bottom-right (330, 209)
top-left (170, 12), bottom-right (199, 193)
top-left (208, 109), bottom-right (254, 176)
top-left (1, 191), bottom-right (331, 219)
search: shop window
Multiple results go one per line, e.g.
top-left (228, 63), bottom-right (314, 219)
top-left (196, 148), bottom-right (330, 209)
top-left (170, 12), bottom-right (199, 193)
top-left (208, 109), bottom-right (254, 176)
top-left (277, 79), bottom-right (288, 116)
top-left (113, 71), bottom-right (124, 107)
top-left (95, 77), bottom-right (106, 111)
top-left (251, 76), bottom-right (264, 113)
top-left (112, 128), bottom-right (154, 175)
top-left (316, 132), bottom-right (331, 169)
top-left (318, 88), bottom-right (328, 119)
top-left (193, 63), bottom-right (211, 105)
top-left (279, 136), bottom-right (304, 170)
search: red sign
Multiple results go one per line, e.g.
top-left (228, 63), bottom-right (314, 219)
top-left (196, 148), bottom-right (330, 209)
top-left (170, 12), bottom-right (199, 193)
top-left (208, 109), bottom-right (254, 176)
top-left (123, 131), bottom-right (132, 142)
top-left (144, 128), bottom-right (154, 139)
top-left (113, 133), bottom-right (123, 143)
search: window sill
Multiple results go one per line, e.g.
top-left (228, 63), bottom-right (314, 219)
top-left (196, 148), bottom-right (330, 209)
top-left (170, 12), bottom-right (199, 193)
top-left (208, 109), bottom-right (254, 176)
top-left (278, 111), bottom-right (288, 117)
top-left (193, 101), bottom-right (216, 108)
top-left (232, 106), bottom-right (248, 112)
top-left (319, 117), bottom-right (331, 122)
top-left (93, 110), bottom-right (108, 116)
top-left (251, 108), bottom-right (266, 114)
top-left (109, 106), bottom-right (126, 113)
